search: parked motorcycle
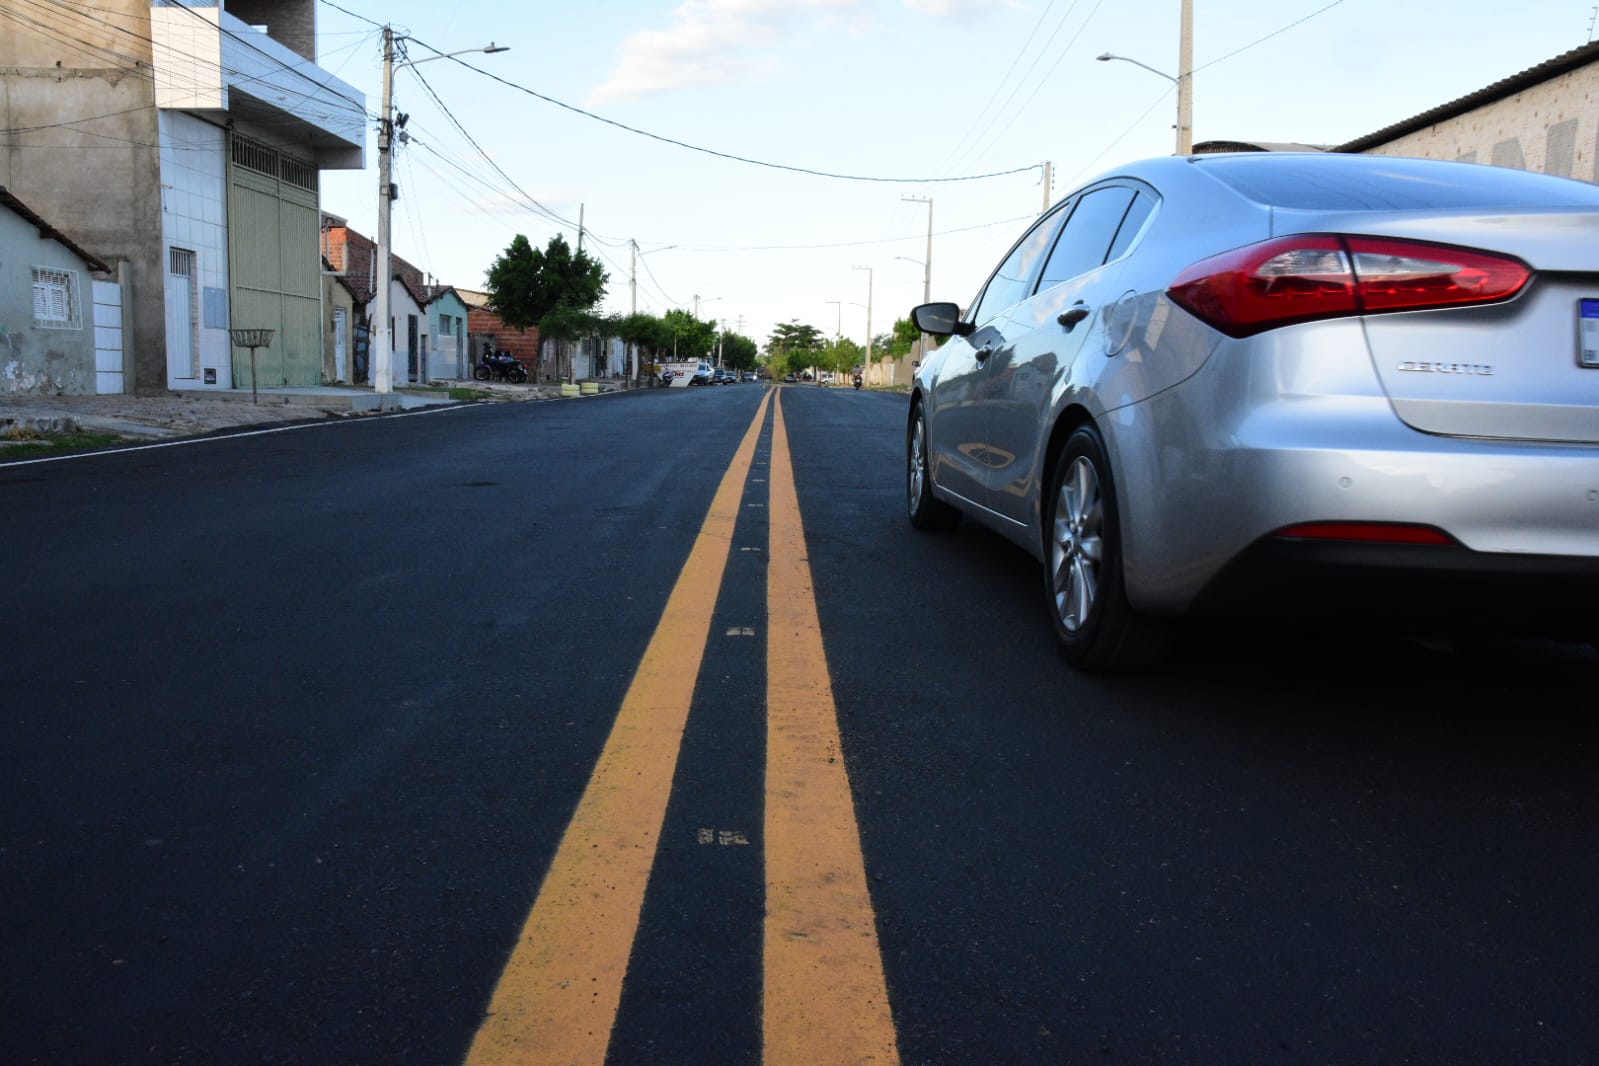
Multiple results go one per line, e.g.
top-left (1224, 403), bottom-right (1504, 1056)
top-left (474, 342), bottom-right (528, 384)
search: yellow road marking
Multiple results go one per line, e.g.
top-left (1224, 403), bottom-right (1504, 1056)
top-left (763, 391), bottom-right (901, 1065)
top-left (464, 390), bottom-right (773, 1066)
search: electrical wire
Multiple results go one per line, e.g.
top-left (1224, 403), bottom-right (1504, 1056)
top-left (437, 51), bottom-right (1044, 186)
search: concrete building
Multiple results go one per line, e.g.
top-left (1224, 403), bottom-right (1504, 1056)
top-left (1196, 40), bottom-right (1599, 186)
top-left (1, 186), bottom-right (115, 394)
top-left (0, 0), bottom-right (364, 395)
top-left (1336, 40), bottom-right (1599, 180)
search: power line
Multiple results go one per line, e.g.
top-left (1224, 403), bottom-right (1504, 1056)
top-left (441, 54), bottom-right (1044, 185)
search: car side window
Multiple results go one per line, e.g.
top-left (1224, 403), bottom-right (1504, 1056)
top-left (968, 205), bottom-right (1068, 326)
top-left (1106, 191), bottom-right (1155, 262)
top-left (1034, 186), bottom-right (1138, 294)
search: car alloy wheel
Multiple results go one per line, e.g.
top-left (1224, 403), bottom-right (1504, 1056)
top-left (1050, 455), bottom-right (1101, 633)
top-left (907, 403), bottom-right (960, 530)
top-left (1045, 425), bottom-right (1166, 671)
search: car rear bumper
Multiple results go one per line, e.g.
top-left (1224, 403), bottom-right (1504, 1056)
top-left (1114, 382), bottom-right (1599, 625)
top-left (1186, 534), bottom-right (1599, 640)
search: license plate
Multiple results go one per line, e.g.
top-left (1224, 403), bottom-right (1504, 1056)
top-left (1582, 299), bottom-right (1599, 368)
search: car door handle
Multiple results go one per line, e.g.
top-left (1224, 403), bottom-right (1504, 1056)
top-left (1058, 305), bottom-right (1090, 331)
top-left (975, 345), bottom-right (994, 362)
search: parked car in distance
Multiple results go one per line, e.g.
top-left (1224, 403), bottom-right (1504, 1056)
top-left (688, 361), bottom-right (714, 386)
top-left (783, 373), bottom-right (797, 383)
top-left (908, 151), bottom-right (1599, 671)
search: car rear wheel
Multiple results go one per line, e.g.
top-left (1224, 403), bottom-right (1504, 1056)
top-left (1046, 425), bottom-right (1166, 671)
top-left (907, 402), bottom-right (960, 531)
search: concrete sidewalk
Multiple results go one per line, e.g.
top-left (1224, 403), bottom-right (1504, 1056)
top-left (0, 380), bottom-right (581, 441)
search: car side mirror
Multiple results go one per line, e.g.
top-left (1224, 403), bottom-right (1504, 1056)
top-left (912, 302), bottom-right (974, 337)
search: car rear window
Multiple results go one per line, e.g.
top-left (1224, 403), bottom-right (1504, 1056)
top-left (1197, 154), bottom-right (1599, 211)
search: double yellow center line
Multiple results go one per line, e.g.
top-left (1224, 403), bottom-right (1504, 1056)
top-left (465, 390), bottom-right (899, 1065)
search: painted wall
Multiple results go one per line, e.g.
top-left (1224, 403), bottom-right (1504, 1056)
top-left (0, 206), bottom-right (101, 395)
top-left (322, 277), bottom-right (357, 383)
top-left (1361, 63), bottom-right (1599, 182)
top-left (427, 291), bottom-right (470, 380)
top-left (0, 2), bottom-right (166, 393)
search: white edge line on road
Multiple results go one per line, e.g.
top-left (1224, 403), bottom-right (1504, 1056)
top-left (0, 402), bottom-right (477, 469)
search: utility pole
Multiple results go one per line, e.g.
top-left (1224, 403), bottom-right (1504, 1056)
top-left (853, 265), bottom-right (873, 370)
top-left (1177, 0), bottom-right (1193, 155)
top-left (901, 195), bottom-right (932, 306)
top-left (373, 25), bottom-right (396, 394)
top-left (628, 239), bottom-right (638, 386)
top-left (902, 195), bottom-right (933, 363)
top-left (1041, 161), bottom-right (1053, 214)
top-left (373, 31), bottom-right (506, 395)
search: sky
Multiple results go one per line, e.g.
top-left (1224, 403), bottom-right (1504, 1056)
top-left (312, 0), bottom-right (1596, 352)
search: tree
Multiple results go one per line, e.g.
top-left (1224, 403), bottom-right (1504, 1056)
top-left (661, 309), bottom-right (716, 361)
top-left (719, 332), bottom-right (758, 371)
top-left (886, 316), bottom-right (921, 357)
top-left (765, 320), bottom-right (826, 376)
top-left (484, 233), bottom-right (608, 380)
top-left (616, 312), bottom-right (669, 384)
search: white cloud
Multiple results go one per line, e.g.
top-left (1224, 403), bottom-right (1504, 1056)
top-left (901, 0), bottom-right (1016, 16)
top-left (587, 0), bottom-right (865, 105)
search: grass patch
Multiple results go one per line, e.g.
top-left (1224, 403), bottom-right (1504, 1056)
top-left (448, 387), bottom-right (493, 401)
top-left (0, 428), bottom-right (129, 458)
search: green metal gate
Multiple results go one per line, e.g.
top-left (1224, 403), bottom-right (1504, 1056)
top-left (227, 133), bottom-right (322, 388)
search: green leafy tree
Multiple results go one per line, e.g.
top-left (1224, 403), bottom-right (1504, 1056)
top-left (616, 312), bottom-right (670, 383)
top-left (765, 320), bottom-right (825, 376)
top-left (886, 316), bottom-right (921, 357)
top-left (484, 233), bottom-right (608, 380)
top-left (661, 309), bottom-right (717, 361)
top-left (719, 332), bottom-right (758, 371)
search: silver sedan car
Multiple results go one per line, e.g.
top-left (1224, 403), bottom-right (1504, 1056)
top-left (907, 152), bottom-right (1599, 671)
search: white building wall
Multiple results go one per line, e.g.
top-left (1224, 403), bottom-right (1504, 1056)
top-left (159, 110), bottom-right (232, 389)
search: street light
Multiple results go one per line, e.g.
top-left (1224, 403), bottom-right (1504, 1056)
top-left (901, 196), bottom-right (933, 363)
top-left (693, 295), bottom-right (723, 362)
top-left (1096, 0), bottom-right (1192, 155)
top-left (374, 30), bottom-right (509, 394)
top-left (900, 196), bottom-right (932, 308)
top-left (629, 240), bottom-right (675, 385)
top-left (852, 264), bottom-right (873, 371)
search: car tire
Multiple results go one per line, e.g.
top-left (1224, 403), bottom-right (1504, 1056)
top-left (907, 401), bottom-right (961, 531)
top-left (1045, 425), bottom-right (1167, 672)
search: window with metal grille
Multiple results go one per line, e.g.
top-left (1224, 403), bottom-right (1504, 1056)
top-left (32, 267), bottom-right (81, 330)
top-left (231, 133), bottom-right (317, 193)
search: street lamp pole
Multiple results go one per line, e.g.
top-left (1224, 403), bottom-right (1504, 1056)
top-left (853, 265), bottom-right (873, 369)
top-left (900, 196), bottom-right (932, 306)
top-left (1096, 0), bottom-right (1193, 155)
top-left (1177, 0), bottom-right (1193, 155)
top-left (374, 31), bottom-right (507, 394)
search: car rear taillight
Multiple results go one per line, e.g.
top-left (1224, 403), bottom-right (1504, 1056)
top-left (1168, 234), bottom-right (1531, 337)
top-left (1272, 522), bottom-right (1456, 546)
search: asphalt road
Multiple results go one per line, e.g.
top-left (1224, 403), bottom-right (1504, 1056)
top-left (4, 384), bottom-right (1598, 1065)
